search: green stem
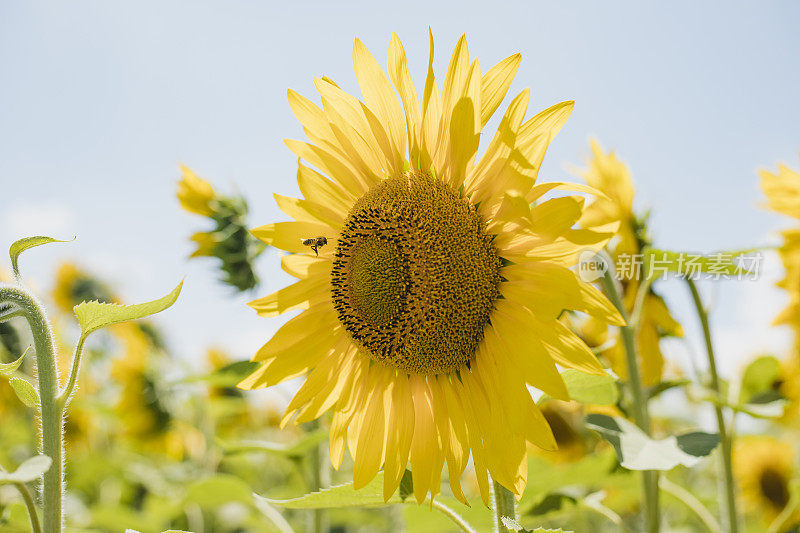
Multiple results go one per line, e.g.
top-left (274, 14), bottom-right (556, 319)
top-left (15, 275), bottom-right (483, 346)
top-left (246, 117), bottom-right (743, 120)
top-left (58, 335), bottom-right (85, 407)
top-left (14, 481), bottom-right (43, 533)
top-left (430, 499), bottom-right (480, 533)
top-left (686, 279), bottom-right (739, 533)
top-left (491, 480), bottom-right (516, 532)
top-left (599, 265), bottom-right (660, 533)
top-left (0, 283), bottom-right (64, 533)
top-left (305, 420), bottom-right (327, 533)
top-left (660, 476), bottom-right (721, 533)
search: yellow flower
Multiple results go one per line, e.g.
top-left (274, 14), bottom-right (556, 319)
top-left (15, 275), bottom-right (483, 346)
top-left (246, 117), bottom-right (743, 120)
top-left (579, 142), bottom-right (683, 385)
top-left (734, 436), bottom-right (797, 526)
top-left (177, 165), bottom-right (216, 216)
top-left (241, 32), bottom-right (623, 505)
top-left (760, 160), bottom-right (800, 346)
top-left (52, 262), bottom-right (115, 315)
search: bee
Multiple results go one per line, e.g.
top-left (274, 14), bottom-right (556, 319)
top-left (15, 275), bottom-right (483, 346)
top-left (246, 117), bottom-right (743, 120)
top-left (301, 236), bottom-right (328, 256)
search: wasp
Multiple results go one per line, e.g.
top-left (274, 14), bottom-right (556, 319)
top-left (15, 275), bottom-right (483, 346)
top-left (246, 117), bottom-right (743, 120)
top-left (301, 236), bottom-right (328, 256)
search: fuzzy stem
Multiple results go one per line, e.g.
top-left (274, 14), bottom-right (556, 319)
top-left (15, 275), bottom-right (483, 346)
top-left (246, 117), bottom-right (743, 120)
top-left (599, 267), bottom-right (660, 533)
top-left (0, 283), bottom-right (64, 533)
top-left (686, 279), bottom-right (738, 533)
top-left (429, 498), bottom-right (479, 533)
top-left (58, 335), bottom-right (85, 407)
top-left (491, 480), bottom-right (516, 532)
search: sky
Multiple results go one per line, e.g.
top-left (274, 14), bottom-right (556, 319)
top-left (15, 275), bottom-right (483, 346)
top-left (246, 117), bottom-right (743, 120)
top-left (1, 0), bottom-right (799, 390)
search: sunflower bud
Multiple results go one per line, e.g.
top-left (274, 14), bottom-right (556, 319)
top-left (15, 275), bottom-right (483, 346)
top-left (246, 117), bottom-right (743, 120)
top-left (177, 166), bottom-right (265, 292)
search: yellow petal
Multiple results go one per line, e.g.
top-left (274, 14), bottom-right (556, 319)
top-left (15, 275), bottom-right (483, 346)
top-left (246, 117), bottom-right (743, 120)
top-left (239, 328), bottom-right (343, 389)
top-left (444, 60), bottom-right (481, 189)
top-left (250, 303), bottom-right (336, 361)
top-left (480, 53), bottom-right (521, 126)
top-left (353, 37), bottom-right (406, 173)
top-left (383, 371), bottom-right (415, 502)
top-left (484, 315), bottom-right (568, 400)
top-left (297, 161), bottom-right (355, 216)
top-left (280, 254), bottom-right (331, 280)
top-left (409, 375), bottom-right (437, 504)
top-left (284, 138), bottom-right (368, 196)
top-left (283, 340), bottom-right (357, 426)
top-left (433, 376), bottom-right (469, 505)
top-left (251, 220), bottom-right (337, 255)
top-left (247, 275), bottom-right (329, 317)
top-left (387, 32), bottom-right (422, 170)
top-left (420, 29), bottom-right (443, 173)
top-left (353, 366), bottom-right (391, 489)
top-left (274, 193), bottom-right (344, 229)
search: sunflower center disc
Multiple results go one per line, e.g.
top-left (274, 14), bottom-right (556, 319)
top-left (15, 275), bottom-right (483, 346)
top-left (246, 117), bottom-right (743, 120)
top-left (760, 467), bottom-right (790, 509)
top-left (331, 172), bottom-right (502, 374)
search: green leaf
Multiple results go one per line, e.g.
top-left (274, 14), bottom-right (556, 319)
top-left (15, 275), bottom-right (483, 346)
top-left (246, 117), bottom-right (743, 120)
top-left (9, 236), bottom-right (72, 278)
top-left (261, 471), bottom-right (403, 509)
top-left (738, 355), bottom-right (782, 405)
top-left (586, 414), bottom-right (719, 471)
top-left (559, 369), bottom-right (618, 405)
top-left (398, 469), bottom-right (413, 502)
top-left (220, 430), bottom-right (328, 459)
top-left (183, 360), bottom-right (260, 387)
top-left (74, 281), bottom-right (182, 337)
top-left (0, 455), bottom-right (51, 484)
top-left (185, 474), bottom-right (252, 507)
top-left (0, 346), bottom-right (29, 376)
top-left (8, 376), bottom-right (39, 407)
top-left (646, 379), bottom-right (690, 400)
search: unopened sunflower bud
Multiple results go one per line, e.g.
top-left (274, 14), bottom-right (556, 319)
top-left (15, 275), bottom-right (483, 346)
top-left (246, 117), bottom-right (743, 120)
top-left (177, 166), bottom-right (265, 292)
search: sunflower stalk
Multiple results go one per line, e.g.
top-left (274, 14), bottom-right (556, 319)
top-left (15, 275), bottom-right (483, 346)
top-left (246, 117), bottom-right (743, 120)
top-left (492, 480), bottom-right (517, 532)
top-left (0, 283), bottom-right (64, 533)
top-left (598, 254), bottom-right (660, 533)
top-left (686, 278), bottom-right (739, 533)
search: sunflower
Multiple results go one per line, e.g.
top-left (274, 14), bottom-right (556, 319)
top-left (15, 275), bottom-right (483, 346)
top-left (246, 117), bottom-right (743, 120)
top-left (240, 32), bottom-right (623, 505)
top-left (760, 160), bottom-right (800, 350)
top-left (734, 436), bottom-right (798, 526)
top-left (177, 165), bottom-right (216, 217)
top-left (177, 166), bottom-right (265, 291)
top-left (52, 262), bottom-right (116, 315)
top-left (578, 141), bottom-right (682, 385)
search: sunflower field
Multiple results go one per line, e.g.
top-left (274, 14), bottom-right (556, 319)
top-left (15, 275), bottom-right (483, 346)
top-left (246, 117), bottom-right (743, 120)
top-left (2, 3), bottom-right (799, 532)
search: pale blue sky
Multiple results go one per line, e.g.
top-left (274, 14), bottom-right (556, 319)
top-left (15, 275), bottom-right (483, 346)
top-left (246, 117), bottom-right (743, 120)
top-left (2, 1), bottom-right (799, 383)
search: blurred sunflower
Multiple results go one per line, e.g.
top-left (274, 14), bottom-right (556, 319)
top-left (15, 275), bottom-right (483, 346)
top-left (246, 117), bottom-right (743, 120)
top-left (578, 141), bottom-right (683, 385)
top-left (734, 436), bottom-right (798, 527)
top-left (52, 262), bottom-right (116, 314)
top-left (177, 166), bottom-right (265, 292)
top-left (760, 160), bottom-right (800, 350)
top-left (241, 32), bottom-right (623, 504)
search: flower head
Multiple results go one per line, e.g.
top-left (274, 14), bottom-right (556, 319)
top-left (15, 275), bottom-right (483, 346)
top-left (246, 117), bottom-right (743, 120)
top-left (241, 32), bottom-right (622, 504)
top-left (734, 436), bottom-right (797, 526)
top-left (760, 159), bottom-right (800, 347)
top-left (177, 166), bottom-right (216, 217)
top-left (577, 142), bottom-right (682, 385)
top-left (177, 166), bottom-right (265, 291)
